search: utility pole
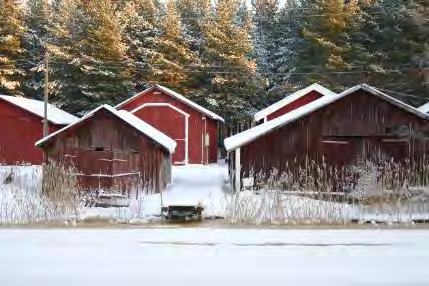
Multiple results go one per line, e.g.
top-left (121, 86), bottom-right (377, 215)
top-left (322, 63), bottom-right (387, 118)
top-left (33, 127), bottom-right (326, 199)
top-left (43, 50), bottom-right (49, 137)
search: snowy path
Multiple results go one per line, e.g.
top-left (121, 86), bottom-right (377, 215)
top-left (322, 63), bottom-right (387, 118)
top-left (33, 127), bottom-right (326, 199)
top-left (161, 163), bottom-right (229, 207)
top-left (81, 163), bottom-right (230, 220)
top-left (0, 228), bottom-right (428, 286)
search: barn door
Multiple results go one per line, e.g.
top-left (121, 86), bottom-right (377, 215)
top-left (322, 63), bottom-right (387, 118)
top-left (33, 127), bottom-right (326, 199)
top-left (132, 104), bottom-right (189, 165)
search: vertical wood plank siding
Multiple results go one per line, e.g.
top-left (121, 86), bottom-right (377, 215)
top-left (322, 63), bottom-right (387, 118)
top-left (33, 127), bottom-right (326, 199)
top-left (236, 90), bottom-right (429, 187)
top-left (43, 109), bottom-right (171, 193)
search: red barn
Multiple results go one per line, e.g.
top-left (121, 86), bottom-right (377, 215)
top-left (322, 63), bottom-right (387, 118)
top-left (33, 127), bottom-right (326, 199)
top-left (36, 105), bottom-right (176, 193)
top-left (0, 95), bottom-right (77, 165)
top-left (226, 84), bottom-right (429, 191)
top-left (253, 83), bottom-right (336, 123)
top-left (116, 85), bottom-right (224, 165)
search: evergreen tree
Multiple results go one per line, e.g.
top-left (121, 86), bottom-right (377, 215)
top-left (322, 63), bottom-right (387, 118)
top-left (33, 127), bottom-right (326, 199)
top-left (22, 0), bottom-right (54, 100)
top-left (0, 0), bottom-right (26, 95)
top-left (267, 0), bottom-right (306, 96)
top-left (176, 0), bottom-right (210, 54)
top-left (53, 0), bottom-right (132, 114)
top-left (291, 0), bottom-right (362, 89)
top-left (350, 0), bottom-right (429, 104)
top-left (201, 0), bottom-right (264, 125)
top-left (119, 0), bottom-right (160, 91)
top-left (251, 0), bottom-right (279, 78)
top-left (146, 0), bottom-right (197, 93)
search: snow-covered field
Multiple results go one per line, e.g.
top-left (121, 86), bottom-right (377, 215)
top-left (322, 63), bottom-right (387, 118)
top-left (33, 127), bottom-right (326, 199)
top-left (2, 163), bottom-right (429, 225)
top-left (0, 163), bottom-right (230, 224)
top-left (0, 228), bottom-right (428, 286)
top-left (79, 163), bottom-right (231, 221)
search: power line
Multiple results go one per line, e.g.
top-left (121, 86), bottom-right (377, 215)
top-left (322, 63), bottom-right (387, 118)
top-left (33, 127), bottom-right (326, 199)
top-left (4, 56), bottom-right (425, 72)
top-left (377, 87), bottom-right (428, 100)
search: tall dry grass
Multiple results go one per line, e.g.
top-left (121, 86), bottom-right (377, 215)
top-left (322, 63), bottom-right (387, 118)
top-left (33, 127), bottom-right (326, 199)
top-left (0, 163), bottom-right (80, 225)
top-left (226, 156), bottom-right (429, 225)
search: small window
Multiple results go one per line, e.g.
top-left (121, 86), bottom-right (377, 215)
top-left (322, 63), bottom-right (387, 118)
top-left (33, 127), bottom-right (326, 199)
top-left (385, 126), bottom-right (395, 134)
top-left (95, 147), bottom-right (104, 151)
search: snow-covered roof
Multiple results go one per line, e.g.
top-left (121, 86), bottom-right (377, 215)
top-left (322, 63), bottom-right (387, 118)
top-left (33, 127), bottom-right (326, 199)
top-left (115, 84), bottom-right (224, 122)
top-left (253, 83), bottom-right (337, 122)
top-left (0, 95), bottom-right (78, 125)
top-left (225, 84), bottom-right (429, 151)
top-left (418, 102), bottom-right (429, 113)
top-left (35, 105), bottom-right (177, 153)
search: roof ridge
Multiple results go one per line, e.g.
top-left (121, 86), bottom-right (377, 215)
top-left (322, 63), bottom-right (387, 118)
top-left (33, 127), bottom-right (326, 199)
top-left (253, 83), bottom-right (337, 122)
top-left (226, 84), bottom-right (428, 151)
top-left (0, 95), bottom-right (77, 125)
top-left (36, 105), bottom-right (176, 152)
top-left (116, 85), bottom-right (224, 122)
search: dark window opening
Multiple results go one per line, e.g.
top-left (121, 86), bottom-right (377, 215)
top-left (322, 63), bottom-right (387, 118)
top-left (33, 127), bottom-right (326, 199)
top-left (95, 147), bottom-right (104, 151)
top-left (385, 126), bottom-right (395, 134)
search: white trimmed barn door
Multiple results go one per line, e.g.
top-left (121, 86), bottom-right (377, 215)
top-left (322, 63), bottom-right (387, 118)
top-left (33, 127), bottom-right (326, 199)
top-left (131, 103), bottom-right (189, 165)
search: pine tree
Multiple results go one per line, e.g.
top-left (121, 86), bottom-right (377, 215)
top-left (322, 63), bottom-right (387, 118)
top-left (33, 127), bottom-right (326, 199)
top-left (291, 0), bottom-right (362, 89)
top-left (53, 0), bottom-right (132, 114)
top-left (201, 0), bottom-right (264, 125)
top-left (251, 0), bottom-right (279, 78)
top-left (265, 0), bottom-right (305, 97)
top-left (119, 0), bottom-right (160, 91)
top-left (176, 0), bottom-right (210, 54)
top-left (408, 0), bottom-right (429, 99)
top-left (146, 0), bottom-right (197, 93)
top-left (22, 0), bottom-right (54, 100)
top-left (350, 0), bottom-right (429, 104)
top-left (0, 0), bottom-right (26, 95)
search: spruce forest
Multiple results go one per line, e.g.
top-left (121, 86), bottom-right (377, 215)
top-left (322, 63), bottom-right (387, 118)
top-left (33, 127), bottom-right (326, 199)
top-left (0, 0), bottom-right (428, 125)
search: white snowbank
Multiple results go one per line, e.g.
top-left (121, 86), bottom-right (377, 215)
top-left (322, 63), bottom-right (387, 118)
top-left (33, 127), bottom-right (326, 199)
top-left (0, 228), bottom-right (429, 286)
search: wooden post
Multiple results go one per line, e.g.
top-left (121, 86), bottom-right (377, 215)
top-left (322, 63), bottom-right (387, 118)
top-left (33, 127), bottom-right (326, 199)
top-left (235, 147), bottom-right (241, 192)
top-left (43, 51), bottom-right (49, 137)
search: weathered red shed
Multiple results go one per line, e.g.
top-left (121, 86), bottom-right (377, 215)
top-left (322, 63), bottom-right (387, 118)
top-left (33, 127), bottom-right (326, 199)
top-left (0, 95), bottom-right (77, 165)
top-left (116, 85), bottom-right (224, 165)
top-left (253, 83), bottom-right (336, 123)
top-left (226, 84), bottom-right (429, 191)
top-left (36, 105), bottom-right (176, 193)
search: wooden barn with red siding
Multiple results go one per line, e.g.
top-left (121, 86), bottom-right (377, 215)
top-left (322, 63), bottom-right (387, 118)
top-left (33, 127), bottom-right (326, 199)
top-left (0, 95), bottom-right (77, 165)
top-left (225, 84), bottom-right (429, 191)
top-left (116, 85), bottom-right (224, 165)
top-left (253, 83), bottom-right (337, 123)
top-left (35, 105), bottom-right (176, 193)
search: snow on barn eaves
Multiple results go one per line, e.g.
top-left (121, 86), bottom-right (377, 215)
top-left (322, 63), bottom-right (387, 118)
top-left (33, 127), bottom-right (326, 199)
top-left (225, 84), bottom-right (429, 152)
top-left (0, 95), bottom-right (78, 125)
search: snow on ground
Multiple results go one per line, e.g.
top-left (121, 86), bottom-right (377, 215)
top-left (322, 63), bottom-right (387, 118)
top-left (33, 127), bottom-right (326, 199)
top-left (0, 165), bottom-right (42, 191)
top-left (2, 163), bottom-right (429, 224)
top-left (0, 228), bottom-right (428, 286)
top-left (0, 166), bottom-right (56, 224)
top-left (79, 163), bottom-right (231, 221)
